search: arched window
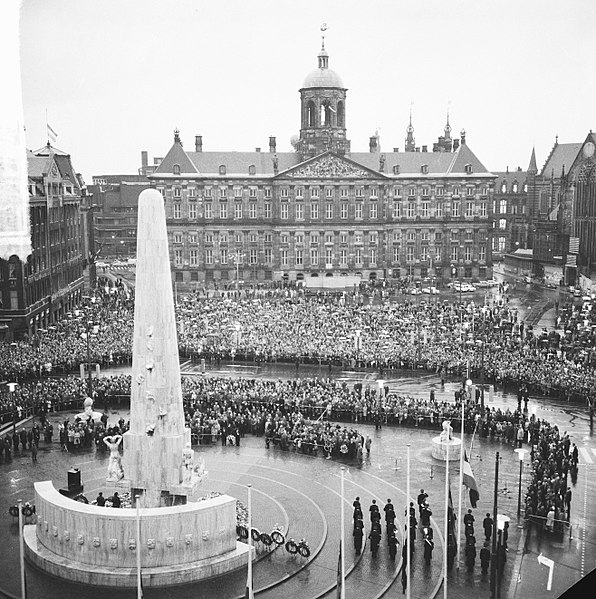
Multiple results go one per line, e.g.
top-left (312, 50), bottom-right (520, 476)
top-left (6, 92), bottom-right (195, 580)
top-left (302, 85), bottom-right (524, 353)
top-left (512, 181), bottom-right (518, 193)
top-left (248, 165), bottom-right (256, 176)
top-left (337, 101), bottom-right (345, 127)
top-left (307, 101), bottom-right (316, 127)
top-left (173, 164), bottom-right (180, 175)
top-left (219, 165), bottom-right (226, 176)
top-left (501, 181), bottom-right (507, 193)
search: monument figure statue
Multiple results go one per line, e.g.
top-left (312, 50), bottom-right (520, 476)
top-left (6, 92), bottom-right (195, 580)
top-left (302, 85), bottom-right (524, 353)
top-left (104, 434), bottom-right (124, 481)
top-left (181, 443), bottom-right (194, 485)
top-left (83, 396), bottom-right (94, 419)
top-left (440, 420), bottom-right (453, 442)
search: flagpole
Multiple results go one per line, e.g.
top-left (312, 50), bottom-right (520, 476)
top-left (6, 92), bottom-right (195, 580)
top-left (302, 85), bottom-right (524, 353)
top-left (456, 395), bottom-right (465, 570)
top-left (443, 440), bottom-right (449, 599)
top-left (135, 495), bottom-right (142, 599)
top-left (18, 499), bottom-right (25, 599)
top-left (340, 466), bottom-right (346, 599)
top-left (406, 444), bottom-right (411, 599)
top-left (247, 484), bottom-right (253, 599)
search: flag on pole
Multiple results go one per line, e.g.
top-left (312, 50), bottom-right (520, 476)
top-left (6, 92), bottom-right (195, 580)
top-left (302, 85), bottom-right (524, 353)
top-left (336, 541), bottom-right (343, 598)
top-left (447, 485), bottom-right (457, 557)
top-left (462, 450), bottom-right (480, 508)
top-left (47, 123), bottom-right (57, 144)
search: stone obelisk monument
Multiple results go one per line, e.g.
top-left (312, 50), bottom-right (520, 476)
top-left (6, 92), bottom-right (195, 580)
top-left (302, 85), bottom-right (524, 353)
top-left (121, 188), bottom-right (202, 506)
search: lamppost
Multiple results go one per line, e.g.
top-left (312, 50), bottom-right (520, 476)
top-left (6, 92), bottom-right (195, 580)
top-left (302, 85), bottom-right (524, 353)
top-left (514, 448), bottom-right (526, 518)
top-left (78, 297), bottom-right (98, 397)
top-left (490, 452), bottom-right (500, 599)
top-left (476, 339), bottom-right (485, 411)
top-left (354, 329), bottom-right (362, 366)
top-left (377, 379), bottom-right (384, 419)
top-left (7, 382), bottom-right (18, 433)
top-left (232, 250), bottom-right (245, 289)
top-left (234, 322), bottom-right (241, 361)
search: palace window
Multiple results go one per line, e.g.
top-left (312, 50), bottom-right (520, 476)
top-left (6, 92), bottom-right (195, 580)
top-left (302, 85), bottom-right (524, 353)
top-left (220, 248), bottom-right (228, 264)
top-left (234, 203), bottom-right (242, 219)
top-left (311, 203), bottom-right (319, 219)
top-left (340, 203), bottom-right (348, 219)
top-left (264, 202), bottom-right (272, 219)
top-left (173, 204), bottom-right (181, 219)
top-left (296, 203), bottom-right (304, 220)
top-left (189, 204), bottom-right (197, 219)
top-left (220, 203), bottom-right (228, 219)
top-left (249, 203), bottom-right (257, 219)
top-left (204, 203), bottom-right (213, 219)
top-left (189, 250), bottom-right (198, 266)
top-left (325, 203), bottom-right (334, 219)
top-left (280, 204), bottom-right (288, 219)
top-left (369, 202), bottom-right (378, 219)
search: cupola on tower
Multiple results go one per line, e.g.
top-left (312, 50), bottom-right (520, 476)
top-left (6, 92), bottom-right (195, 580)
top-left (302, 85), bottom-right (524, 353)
top-left (298, 27), bottom-right (350, 159)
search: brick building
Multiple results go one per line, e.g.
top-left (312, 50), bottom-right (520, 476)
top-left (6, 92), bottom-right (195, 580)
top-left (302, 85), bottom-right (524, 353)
top-left (0, 144), bottom-right (85, 340)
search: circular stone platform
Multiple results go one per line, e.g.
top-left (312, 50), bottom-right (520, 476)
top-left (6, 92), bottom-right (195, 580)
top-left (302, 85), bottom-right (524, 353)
top-left (430, 436), bottom-right (462, 461)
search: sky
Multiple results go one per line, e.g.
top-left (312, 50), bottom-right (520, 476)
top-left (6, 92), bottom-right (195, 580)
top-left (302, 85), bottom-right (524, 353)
top-left (18, 0), bottom-right (596, 182)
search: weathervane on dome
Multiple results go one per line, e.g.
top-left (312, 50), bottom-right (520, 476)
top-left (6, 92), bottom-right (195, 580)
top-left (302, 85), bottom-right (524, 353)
top-left (321, 23), bottom-right (327, 49)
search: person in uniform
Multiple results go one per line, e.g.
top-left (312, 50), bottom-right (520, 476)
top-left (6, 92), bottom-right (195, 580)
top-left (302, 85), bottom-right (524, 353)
top-left (353, 518), bottom-right (364, 555)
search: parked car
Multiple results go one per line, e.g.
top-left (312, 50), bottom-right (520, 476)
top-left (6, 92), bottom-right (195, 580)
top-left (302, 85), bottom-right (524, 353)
top-left (460, 283), bottom-right (477, 292)
top-left (422, 286), bottom-right (440, 295)
top-left (95, 261), bottom-right (109, 269)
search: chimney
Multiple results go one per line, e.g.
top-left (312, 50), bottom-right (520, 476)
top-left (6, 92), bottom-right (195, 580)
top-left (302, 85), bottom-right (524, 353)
top-left (269, 136), bottom-right (276, 153)
top-left (369, 136), bottom-right (378, 153)
top-left (195, 135), bottom-right (203, 152)
top-left (422, 145), bottom-right (428, 153)
top-left (393, 147), bottom-right (399, 152)
top-left (255, 147), bottom-right (261, 152)
top-left (141, 151), bottom-right (148, 168)
top-left (453, 139), bottom-right (460, 151)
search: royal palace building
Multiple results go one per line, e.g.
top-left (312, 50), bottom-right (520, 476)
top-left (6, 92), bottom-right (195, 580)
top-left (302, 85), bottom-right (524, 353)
top-left (150, 40), bottom-right (496, 290)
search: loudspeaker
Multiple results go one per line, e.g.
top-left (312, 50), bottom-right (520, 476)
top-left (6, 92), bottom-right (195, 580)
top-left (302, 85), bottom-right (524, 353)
top-left (67, 468), bottom-right (83, 493)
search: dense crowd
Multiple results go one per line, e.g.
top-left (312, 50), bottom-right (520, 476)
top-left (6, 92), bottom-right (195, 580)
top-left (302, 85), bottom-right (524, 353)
top-left (1, 289), bottom-right (594, 417)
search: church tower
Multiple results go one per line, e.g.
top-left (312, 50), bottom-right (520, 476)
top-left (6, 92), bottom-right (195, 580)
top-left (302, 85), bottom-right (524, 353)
top-left (298, 27), bottom-right (350, 159)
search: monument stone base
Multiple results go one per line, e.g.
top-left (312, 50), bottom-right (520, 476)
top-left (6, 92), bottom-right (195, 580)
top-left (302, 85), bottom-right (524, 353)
top-left (25, 481), bottom-right (251, 588)
top-left (431, 436), bottom-right (462, 461)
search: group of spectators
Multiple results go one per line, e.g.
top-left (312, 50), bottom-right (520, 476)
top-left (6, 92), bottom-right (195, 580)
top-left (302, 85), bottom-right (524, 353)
top-left (1, 288), bottom-right (594, 410)
top-left (524, 421), bottom-right (578, 542)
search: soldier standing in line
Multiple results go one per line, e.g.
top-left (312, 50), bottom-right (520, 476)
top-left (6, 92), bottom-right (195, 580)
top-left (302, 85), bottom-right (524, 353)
top-left (424, 532), bottom-right (434, 565)
top-left (480, 542), bottom-right (491, 576)
top-left (353, 519), bottom-right (364, 555)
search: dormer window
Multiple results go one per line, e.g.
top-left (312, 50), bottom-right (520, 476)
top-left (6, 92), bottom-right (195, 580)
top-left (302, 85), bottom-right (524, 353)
top-left (501, 182), bottom-right (507, 193)
top-left (173, 164), bottom-right (181, 175)
top-left (248, 165), bottom-right (256, 175)
top-left (465, 164), bottom-right (473, 174)
top-left (393, 164), bottom-right (400, 175)
top-left (219, 165), bottom-right (226, 176)
top-left (421, 164), bottom-right (428, 174)
top-left (512, 182), bottom-right (518, 193)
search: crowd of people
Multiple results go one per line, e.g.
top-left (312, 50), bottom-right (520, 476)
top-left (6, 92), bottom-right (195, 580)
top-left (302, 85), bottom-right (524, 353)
top-left (1, 288), bottom-right (594, 410)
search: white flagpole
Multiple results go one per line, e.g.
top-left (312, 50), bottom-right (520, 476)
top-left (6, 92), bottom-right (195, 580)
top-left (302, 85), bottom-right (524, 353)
top-left (18, 499), bottom-right (25, 599)
top-left (136, 495), bottom-right (142, 599)
top-left (456, 398), bottom-right (465, 570)
top-left (406, 444), bottom-right (411, 599)
top-left (340, 466), bottom-right (346, 599)
top-left (247, 484), bottom-right (253, 599)
top-left (444, 440), bottom-right (449, 599)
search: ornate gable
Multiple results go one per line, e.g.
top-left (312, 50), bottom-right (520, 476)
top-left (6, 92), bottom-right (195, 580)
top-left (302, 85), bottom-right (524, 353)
top-left (282, 153), bottom-right (381, 179)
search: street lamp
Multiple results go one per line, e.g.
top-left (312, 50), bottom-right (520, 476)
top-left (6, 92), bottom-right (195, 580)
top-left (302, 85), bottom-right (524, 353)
top-left (80, 297), bottom-right (98, 397)
top-left (7, 382), bottom-right (18, 434)
top-left (514, 448), bottom-right (526, 518)
top-left (476, 339), bottom-right (485, 411)
top-left (234, 322), bottom-right (241, 361)
top-left (354, 329), bottom-right (362, 366)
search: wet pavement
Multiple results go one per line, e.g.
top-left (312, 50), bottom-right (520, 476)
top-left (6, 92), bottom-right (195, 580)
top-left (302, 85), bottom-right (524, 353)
top-left (1, 362), bottom-right (594, 599)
